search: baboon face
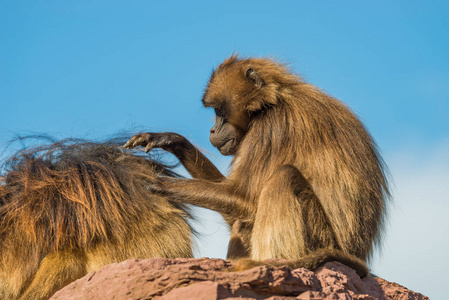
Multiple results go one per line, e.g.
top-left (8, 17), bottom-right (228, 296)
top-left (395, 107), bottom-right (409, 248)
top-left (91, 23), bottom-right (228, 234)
top-left (204, 90), bottom-right (251, 156)
top-left (208, 106), bottom-right (243, 156)
top-left (203, 63), bottom-right (267, 156)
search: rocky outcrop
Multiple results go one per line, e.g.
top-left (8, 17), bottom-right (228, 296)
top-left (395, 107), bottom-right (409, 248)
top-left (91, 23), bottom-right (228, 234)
top-left (50, 258), bottom-right (428, 300)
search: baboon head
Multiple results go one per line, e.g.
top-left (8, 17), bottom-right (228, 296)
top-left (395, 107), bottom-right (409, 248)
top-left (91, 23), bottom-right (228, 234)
top-left (202, 56), bottom-right (284, 155)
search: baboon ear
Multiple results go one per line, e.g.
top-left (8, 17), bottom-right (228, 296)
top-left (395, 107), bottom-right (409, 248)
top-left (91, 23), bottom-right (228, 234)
top-left (245, 68), bottom-right (264, 88)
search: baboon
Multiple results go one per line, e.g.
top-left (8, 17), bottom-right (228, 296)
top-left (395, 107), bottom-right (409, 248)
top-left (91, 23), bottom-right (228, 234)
top-left (125, 55), bottom-right (389, 277)
top-left (0, 138), bottom-right (193, 300)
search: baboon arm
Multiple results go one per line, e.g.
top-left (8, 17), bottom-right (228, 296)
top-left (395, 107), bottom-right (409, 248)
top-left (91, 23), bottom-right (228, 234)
top-left (161, 178), bottom-right (252, 219)
top-left (170, 141), bottom-right (225, 182)
top-left (125, 132), bottom-right (224, 181)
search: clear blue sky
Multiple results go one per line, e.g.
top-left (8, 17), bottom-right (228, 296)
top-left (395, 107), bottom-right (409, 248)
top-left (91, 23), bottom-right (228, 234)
top-left (1, 1), bottom-right (448, 298)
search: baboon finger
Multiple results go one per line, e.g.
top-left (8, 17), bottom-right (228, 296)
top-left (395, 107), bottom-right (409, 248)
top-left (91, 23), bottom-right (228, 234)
top-left (133, 135), bottom-right (152, 148)
top-left (123, 139), bottom-right (134, 148)
top-left (145, 141), bottom-right (156, 153)
top-left (123, 135), bottom-right (143, 149)
top-left (131, 138), bottom-right (141, 148)
top-left (124, 133), bottom-right (152, 149)
top-left (125, 133), bottom-right (174, 152)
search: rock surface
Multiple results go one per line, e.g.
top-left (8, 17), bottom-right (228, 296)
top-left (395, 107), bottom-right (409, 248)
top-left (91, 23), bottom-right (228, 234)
top-left (50, 258), bottom-right (428, 300)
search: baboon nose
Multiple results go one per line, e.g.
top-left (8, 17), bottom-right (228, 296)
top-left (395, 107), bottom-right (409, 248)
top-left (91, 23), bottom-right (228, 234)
top-left (210, 129), bottom-right (215, 134)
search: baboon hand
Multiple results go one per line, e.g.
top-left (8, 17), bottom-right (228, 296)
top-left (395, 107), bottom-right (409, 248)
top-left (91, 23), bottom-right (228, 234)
top-left (124, 132), bottom-right (187, 153)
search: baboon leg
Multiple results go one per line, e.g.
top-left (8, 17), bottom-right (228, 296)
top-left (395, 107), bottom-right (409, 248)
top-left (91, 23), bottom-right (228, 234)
top-left (227, 220), bottom-right (251, 259)
top-left (251, 165), bottom-right (339, 260)
top-left (227, 236), bottom-right (249, 259)
top-left (19, 250), bottom-right (86, 300)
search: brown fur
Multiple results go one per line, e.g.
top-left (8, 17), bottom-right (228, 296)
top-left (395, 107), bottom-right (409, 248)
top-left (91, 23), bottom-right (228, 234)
top-left (0, 138), bottom-right (193, 299)
top-left (125, 55), bottom-right (389, 277)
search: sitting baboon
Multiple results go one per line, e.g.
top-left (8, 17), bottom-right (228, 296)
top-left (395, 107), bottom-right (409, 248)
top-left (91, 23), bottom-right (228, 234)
top-left (0, 138), bottom-right (193, 300)
top-left (125, 56), bottom-right (389, 277)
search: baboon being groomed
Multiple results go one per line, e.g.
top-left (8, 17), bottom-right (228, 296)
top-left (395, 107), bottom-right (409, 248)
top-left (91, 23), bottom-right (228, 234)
top-left (125, 55), bottom-right (390, 277)
top-left (0, 138), bottom-right (193, 300)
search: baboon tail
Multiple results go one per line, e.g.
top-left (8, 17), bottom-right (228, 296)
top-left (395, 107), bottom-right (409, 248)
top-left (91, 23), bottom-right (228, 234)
top-left (288, 248), bottom-right (369, 277)
top-left (231, 248), bottom-right (368, 277)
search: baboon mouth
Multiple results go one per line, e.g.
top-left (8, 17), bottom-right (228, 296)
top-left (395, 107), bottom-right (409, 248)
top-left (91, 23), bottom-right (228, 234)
top-left (218, 139), bottom-right (236, 155)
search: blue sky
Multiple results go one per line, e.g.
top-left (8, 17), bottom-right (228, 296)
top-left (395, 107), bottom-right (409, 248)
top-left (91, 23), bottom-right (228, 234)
top-left (1, 1), bottom-right (448, 298)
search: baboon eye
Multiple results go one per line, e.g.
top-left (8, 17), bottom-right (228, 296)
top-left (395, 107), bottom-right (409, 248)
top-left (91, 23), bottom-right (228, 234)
top-left (214, 108), bottom-right (225, 118)
top-left (214, 102), bottom-right (228, 116)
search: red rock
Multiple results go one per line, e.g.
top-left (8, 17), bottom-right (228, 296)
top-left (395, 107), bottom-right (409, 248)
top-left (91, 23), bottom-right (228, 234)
top-left (50, 258), bottom-right (428, 300)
